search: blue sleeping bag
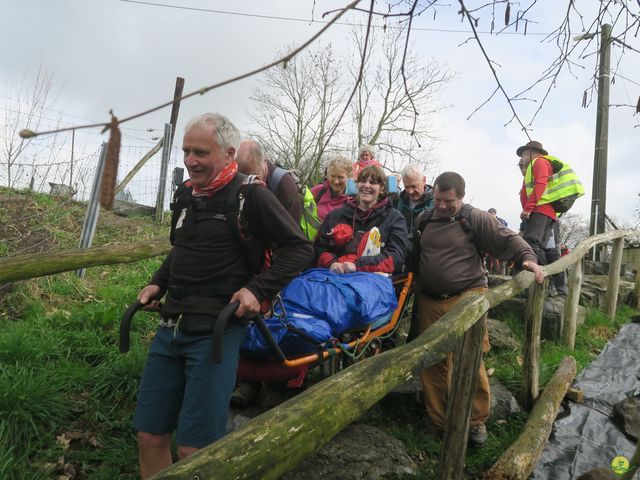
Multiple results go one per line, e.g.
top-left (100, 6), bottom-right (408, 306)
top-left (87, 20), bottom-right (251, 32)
top-left (241, 268), bottom-right (398, 358)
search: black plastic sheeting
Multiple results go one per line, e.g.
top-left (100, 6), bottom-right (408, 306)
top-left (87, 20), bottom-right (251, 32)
top-left (531, 323), bottom-right (640, 479)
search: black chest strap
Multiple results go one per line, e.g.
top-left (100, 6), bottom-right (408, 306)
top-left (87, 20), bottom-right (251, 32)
top-left (413, 204), bottom-right (482, 262)
top-left (169, 173), bottom-right (264, 273)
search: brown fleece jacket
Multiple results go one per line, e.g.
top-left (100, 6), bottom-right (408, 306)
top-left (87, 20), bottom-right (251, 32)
top-left (417, 204), bottom-right (537, 296)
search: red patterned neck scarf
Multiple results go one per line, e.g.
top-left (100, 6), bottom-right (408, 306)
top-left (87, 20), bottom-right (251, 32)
top-left (191, 161), bottom-right (239, 197)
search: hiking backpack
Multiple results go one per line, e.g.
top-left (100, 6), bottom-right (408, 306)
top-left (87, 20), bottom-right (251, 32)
top-left (269, 165), bottom-right (321, 241)
top-left (525, 156), bottom-right (585, 215)
top-left (169, 173), bottom-right (265, 273)
top-left (410, 204), bottom-right (484, 272)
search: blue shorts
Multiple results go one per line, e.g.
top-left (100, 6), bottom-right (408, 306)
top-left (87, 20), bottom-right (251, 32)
top-left (133, 324), bottom-right (246, 448)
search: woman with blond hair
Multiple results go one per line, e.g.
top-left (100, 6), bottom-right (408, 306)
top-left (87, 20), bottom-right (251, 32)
top-left (311, 154), bottom-right (354, 221)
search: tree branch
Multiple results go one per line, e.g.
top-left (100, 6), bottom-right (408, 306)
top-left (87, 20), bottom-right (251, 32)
top-left (458, 0), bottom-right (531, 137)
top-left (21, 0), bottom-right (362, 139)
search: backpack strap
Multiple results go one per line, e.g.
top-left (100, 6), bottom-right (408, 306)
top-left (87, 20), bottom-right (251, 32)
top-left (410, 208), bottom-right (435, 272)
top-left (169, 181), bottom-right (193, 245)
top-left (269, 166), bottom-right (290, 194)
top-left (412, 204), bottom-right (483, 270)
top-left (313, 185), bottom-right (329, 203)
top-left (224, 173), bottom-right (264, 274)
top-left (415, 208), bottom-right (435, 238)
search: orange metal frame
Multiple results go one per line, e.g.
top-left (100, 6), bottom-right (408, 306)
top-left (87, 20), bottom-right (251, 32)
top-left (281, 272), bottom-right (413, 367)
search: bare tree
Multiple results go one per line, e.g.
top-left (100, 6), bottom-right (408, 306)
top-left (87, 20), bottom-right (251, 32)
top-left (453, 0), bottom-right (640, 130)
top-left (558, 213), bottom-right (590, 248)
top-left (248, 25), bottom-right (451, 182)
top-left (1, 65), bottom-right (58, 187)
top-left (248, 44), bottom-right (346, 182)
top-left (348, 23), bottom-right (452, 173)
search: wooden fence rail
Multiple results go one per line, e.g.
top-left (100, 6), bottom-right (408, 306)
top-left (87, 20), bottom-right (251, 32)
top-left (0, 238), bottom-right (170, 284)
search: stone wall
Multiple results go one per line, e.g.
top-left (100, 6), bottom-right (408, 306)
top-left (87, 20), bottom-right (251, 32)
top-left (622, 246), bottom-right (640, 276)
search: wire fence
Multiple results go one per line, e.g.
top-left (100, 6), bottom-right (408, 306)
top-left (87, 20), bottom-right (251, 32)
top-left (0, 143), bottom-right (179, 211)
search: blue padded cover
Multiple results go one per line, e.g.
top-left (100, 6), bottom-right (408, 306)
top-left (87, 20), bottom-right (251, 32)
top-left (241, 269), bottom-right (397, 357)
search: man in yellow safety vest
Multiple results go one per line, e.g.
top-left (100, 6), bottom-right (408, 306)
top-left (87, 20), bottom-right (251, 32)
top-left (517, 140), bottom-right (583, 286)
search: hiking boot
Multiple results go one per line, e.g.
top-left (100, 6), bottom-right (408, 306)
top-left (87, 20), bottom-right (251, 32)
top-left (230, 381), bottom-right (262, 408)
top-left (423, 417), bottom-right (443, 440)
top-left (468, 423), bottom-right (487, 448)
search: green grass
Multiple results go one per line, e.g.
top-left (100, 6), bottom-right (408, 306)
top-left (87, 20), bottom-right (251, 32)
top-left (0, 188), bottom-right (166, 479)
top-left (0, 268), bottom-right (159, 479)
top-left (488, 304), bottom-right (635, 397)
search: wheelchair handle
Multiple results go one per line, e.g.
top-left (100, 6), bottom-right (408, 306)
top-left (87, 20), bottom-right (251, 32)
top-left (213, 301), bottom-right (287, 364)
top-left (213, 301), bottom-right (240, 364)
top-left (119, 300), bottom-right (144, 353)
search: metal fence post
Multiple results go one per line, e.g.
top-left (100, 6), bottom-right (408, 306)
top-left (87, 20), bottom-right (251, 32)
top-left (76, 143), bottom-right (107, 278)
top-left (155, 123), bottom-right (173, 223)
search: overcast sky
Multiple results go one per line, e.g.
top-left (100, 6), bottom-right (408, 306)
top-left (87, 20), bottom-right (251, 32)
top-left (1, 0), bottom-right (638, 228)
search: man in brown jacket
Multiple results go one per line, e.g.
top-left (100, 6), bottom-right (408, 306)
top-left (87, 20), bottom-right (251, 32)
top-left (236, 139), bottom-right (302, 223)
top-left (414, 171), bottom-right (544, 447)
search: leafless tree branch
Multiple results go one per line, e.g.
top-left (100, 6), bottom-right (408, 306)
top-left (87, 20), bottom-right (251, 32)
top-left (400, 0), bottom-right (420, 140)
top-left (23, 0), bottom-right (362, 139)
top-left (457, 0), bottom-right (532, 137)
top-left (305, 0), bottom-right (376, 185)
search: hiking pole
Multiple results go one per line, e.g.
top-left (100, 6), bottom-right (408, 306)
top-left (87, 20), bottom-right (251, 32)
top-left (119, 300), bottom-right (144, 353)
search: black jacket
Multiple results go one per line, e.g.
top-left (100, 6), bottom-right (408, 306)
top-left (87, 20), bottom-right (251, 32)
top-left (152, 174), bottom-right (313, 318)
top-left (314, 197), bottom-right (408, 274)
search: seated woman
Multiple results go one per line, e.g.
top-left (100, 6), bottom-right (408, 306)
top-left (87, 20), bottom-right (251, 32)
top-left (311, 154), bottom-right (353, 221)
top-left (315, 165), bottom-right (409, 274)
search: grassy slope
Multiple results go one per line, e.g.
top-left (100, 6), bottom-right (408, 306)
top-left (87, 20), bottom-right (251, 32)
top-left (0, 188), bottom-right (636, 479)
top-left (0, 187), bottom-right (167, 479)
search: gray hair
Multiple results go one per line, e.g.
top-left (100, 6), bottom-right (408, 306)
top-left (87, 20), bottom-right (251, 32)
top-left (401, 164), bottom-right (424, 182)
top-left (185, 113), bottom-right (240, 156)
top-left (358, 144), bottom-right (375, 159)
top-left (326, 155), bottom-right (353, 176)
top-left (240, 139), bottom-right (265, 165)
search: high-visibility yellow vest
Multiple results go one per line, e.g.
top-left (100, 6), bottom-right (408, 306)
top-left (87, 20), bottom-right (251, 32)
top-left (270, 165), bottom-right (320, 241)
top-left (300, 186), bottom-right (320, 241)
top-left (524, 155), bottom-right (585, 214)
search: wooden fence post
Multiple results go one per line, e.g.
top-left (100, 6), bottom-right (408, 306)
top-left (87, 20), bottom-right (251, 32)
top-left (485, 357), bottom-right (577, 480)
top-left (522, 278), bottom-right (547, 411)
top-left (604, 237), bottom-right (624, 319)
top-left (634, 268), bottom-right (640, 310)
top-left (437, 314), bottom-right (485, 480)
top-left (562, 260), bottom-right (583, 350)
